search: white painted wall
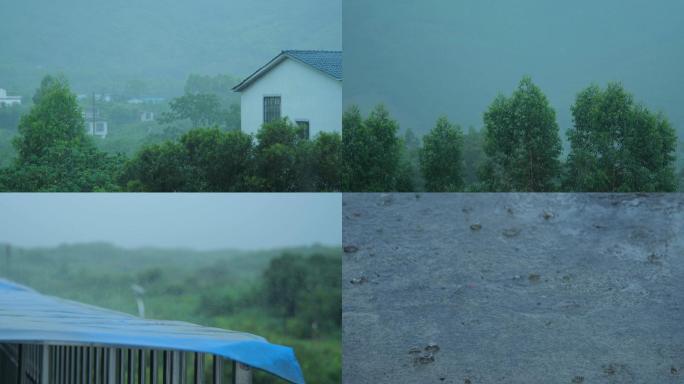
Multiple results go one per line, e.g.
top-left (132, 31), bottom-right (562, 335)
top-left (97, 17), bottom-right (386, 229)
top-left (0, 88), bottom-right (22, 106)
top-left (239, 58), bottom-right (342, 137)
top-left (86, 121), bottom-right (108, 138)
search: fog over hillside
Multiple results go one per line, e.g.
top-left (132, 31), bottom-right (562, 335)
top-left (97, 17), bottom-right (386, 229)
top-left (0, 193), bottom-right (342, 250)
top-left (344, 0), bottom-right (684, 140)
top-left (0, 0), bottom-right (341, 96)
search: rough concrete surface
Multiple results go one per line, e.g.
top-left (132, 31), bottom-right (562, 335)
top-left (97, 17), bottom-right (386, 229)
top-left (342, 193), bottom-right (684, 384)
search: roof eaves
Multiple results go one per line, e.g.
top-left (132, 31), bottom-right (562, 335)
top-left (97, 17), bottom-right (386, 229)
top-left (232, 51), bottom-right (288, 92)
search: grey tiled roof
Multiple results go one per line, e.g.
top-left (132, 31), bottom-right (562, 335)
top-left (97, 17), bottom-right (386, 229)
top-left (233, 50), bottom-right (342, 91)
top-left (282, 50), bottom-right (342, 80)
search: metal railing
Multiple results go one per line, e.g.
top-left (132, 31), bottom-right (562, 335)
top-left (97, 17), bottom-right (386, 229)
top-left (0, 343), bottom-right (252, 384)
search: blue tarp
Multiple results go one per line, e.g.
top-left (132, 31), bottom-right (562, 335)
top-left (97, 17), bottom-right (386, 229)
top-left (0, 279), bottom-right (305, 383)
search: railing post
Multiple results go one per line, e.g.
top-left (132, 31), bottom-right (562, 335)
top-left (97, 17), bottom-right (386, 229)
top-left (40, 345), bottom-right (49, 384)
top-left (179, 352), bottom-right (186, 384)
top-left (95, 347), bottom-right (103, 384)
top-left (16, 344), bottom-right (23, 384)
top-left (127, 349), bottom-right (135, 384)
top-left (137, 349), bottom-right (145, 384)
top-left (85, 347), bottom-right (92, 384)
top-left (75, 347), bottom-right (81, 384)
top-left (69, 346), bottom-right (75, 384)
top-left (163, 351), bottom-right (171, 384)
top-left (212, 355), bottom-right (222, 384)
top-left (171, 351), bottom-right (180, 384)
top-left (107, 348), bottom-right (116, 384)
top-left (150, 350), bottom-right (158, 384)
top-left (116, 349), bottom-right (124, 384)
top-left (60, 346), bottom-right (66, 384)
top-left (232, 362), bottom-right (252, 384)
top-left (193, 352), bottom-right (203, 384)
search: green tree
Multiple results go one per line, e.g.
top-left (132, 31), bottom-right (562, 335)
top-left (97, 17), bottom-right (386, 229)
top-left (119, 141), bottom-right (192, 192)
top-left (254, 118), bottom-right (311, 191)
top-left (262, 253), bottom-right (341, 338)
top-left (120, 127), bottom-right (255, 192)
top-left (181, 127), bottom-right (255, 191)
top-left (0, 76), bottom-right (121, 191)
top-left (311, 132), bottom-right (341, 191)
top-left (420, 117), bottom-right (465, 191)
top-left (342, 105), bottom-right (404, 191)
top-left (564, 83), bottom-right (677, 192)
top-left (182, 74), bottom-right (241, 130)
top-left (159, 93), bottom-right (226, 128)
top-left (480, 76), bottom-right (561, 191)
top-left (263, 254), bottom-right (307, 318)
top-left (184, 74), bottom-right (240, 106)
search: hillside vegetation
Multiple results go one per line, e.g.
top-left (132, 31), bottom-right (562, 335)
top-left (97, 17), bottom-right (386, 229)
top-left (0, 242), bottom-right (341, 383)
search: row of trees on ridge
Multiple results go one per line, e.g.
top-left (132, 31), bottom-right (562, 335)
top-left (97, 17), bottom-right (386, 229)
top-left (343, 76), bottom-right (679, 192)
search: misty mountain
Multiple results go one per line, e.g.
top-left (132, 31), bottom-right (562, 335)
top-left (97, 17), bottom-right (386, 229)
top-left (344, 0), bottom-right (684, 141)
top-left (0, 0), bottom-right (341, 97)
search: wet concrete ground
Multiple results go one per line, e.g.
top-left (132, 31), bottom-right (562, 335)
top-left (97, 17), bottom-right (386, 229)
top-left (342, 194), bottom-right (684, 384)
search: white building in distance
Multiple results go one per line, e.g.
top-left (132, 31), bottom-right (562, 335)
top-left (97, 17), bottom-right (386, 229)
top-left (232, 50), bottom-right (342, 138)
top-left (140, 111), bottom-right (155, 122)
top-left (0, 89), bottom-right (22, 106)
top-left (83, 110), bottom-right (108, 138)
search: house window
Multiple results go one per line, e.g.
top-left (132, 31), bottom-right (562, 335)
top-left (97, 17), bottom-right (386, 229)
top-left (263, 96), bottom-right (281, 123)
top-left (296, 120), bottom-right (310, 140)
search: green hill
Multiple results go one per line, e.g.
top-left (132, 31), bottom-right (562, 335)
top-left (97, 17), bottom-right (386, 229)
top-left (0, 0), bottom-right (341, 98)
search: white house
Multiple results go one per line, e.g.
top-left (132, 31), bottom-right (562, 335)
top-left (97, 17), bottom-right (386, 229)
top-left (82, 110), bottom-right (108, 138)
top-left (140, 111), bottom-right (155, 122)
top-left (0, 89), bottom-right (22, 106)
top-left (232, 50), bottom-right (342, 138)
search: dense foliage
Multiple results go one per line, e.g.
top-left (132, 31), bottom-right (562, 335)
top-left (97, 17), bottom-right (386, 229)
top-left (0, 243), bottom-right (341, 384)
top-left (479, 76), bottom-right (562, 192)
top-left (0, 76), bottom-right (340, 192)
top-left (159, 92), bottom-right (240, 131)
top-left (120, 119), bottom-right (340, 192)
top-left (0, 76), bottom-right (122, 191)
top-left (342, 77), bottom-right (678, 192)
top-left (419, 117), bottom-right (465, 191)
top-left (342, 105), bottom-right (412, 191)
top-left (564, 83), bottom-right (677, 192)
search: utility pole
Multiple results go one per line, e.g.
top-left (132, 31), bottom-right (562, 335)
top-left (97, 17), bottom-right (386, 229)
top-left (92, 92), bottom-right (96, 135)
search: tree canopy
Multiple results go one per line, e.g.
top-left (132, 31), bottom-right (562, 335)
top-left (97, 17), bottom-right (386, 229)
top-left (342, 105), bottom-right (409, 191)
top-left (479, 76), bottom-right (562, 191)
top-left (121, 119), bottom-right (340, 192)
top-left (564, 83), bottom-right (677, 192)
top-left (420, 117), bottom-right (465, 192)
top-left (0, 76), bottom-right (121, 191)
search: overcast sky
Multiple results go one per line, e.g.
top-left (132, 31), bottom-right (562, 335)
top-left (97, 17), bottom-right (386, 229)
top-left (344, 0), bottom-right (684, 138)
top-left (0, 194), bottom-right (340, 250)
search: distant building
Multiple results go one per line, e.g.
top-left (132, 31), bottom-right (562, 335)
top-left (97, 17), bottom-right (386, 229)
top-left (95, 93), bottom-right (112, 103)
top-left (233, 50), bottom-right (342, 138)
top-left (0, 88), bottom-right (22, 106)
top-left (127, 97), bottom-right (165, 105)
top-left (82, 110), bottom-right (108, 138)
top-left (140, 111), bottom-right (155, 122)
top-left (78, 94), bottom-right (112, 103)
